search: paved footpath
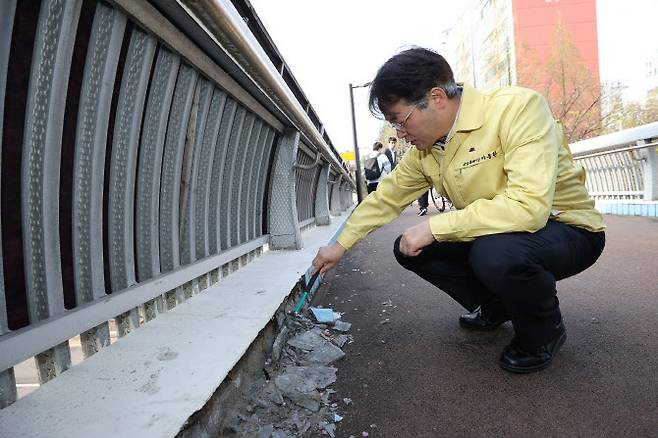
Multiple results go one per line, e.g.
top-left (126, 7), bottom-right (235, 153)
top-left (313, 208), bottom-right (658, 438)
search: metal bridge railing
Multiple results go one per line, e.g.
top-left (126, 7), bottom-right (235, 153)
top-left (0, 0), bottom-right (354, 408)
top-left (571, 122), bottom-right (658, 201)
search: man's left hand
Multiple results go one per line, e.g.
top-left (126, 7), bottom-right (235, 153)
top-left (399, 220), bottom-right (435, 257)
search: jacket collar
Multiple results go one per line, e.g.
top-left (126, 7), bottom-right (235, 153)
top-left (426, 84), bottom-right (484, 167)
top-left (453, 83), bottom-right (484, 133)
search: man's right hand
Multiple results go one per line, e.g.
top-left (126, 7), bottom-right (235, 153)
top-left (311, 243), bottom-right (346, 275)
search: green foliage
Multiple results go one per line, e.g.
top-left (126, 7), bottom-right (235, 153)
top-left (601, 86), bottom-right (658, 134)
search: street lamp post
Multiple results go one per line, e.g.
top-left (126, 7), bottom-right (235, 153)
top-left (349, 81), bottom-right (371, 204)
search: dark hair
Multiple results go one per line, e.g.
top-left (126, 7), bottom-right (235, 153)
top-left (369, 47), bottom-right (458, 118)
top-left (387, 137), bottom-right (397, 143)
top-left (373, 141), bottom-right (383, 151)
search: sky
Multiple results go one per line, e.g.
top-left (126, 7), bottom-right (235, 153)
top-left (248, 0), bottom-right (658, 155)
top-left (249, 0), bottom-right (466, 154)
top-left (596, 0), bottom-right (658, 102)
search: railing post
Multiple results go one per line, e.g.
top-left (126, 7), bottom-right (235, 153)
top-left (314, 163), bottom-right (331, 226)
top-left (268, 128), bottom-right (302, 249)
top-left (640, 140), bottom-right (658, 201)
top-left (330, 174), bottom-right (343, 216)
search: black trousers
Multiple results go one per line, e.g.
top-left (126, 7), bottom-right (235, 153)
top-left (418, 191), bottom-right (429, 209)
top-left (393, 220), bottom-right (605, 350)
top-left (366, 182), bottom-right (379, 194)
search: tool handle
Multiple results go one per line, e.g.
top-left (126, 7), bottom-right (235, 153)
top-left (294, 269), bottom-right (322, 313)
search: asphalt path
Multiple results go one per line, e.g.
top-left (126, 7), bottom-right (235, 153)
top-left (313, 208), bottom-right (658, 438)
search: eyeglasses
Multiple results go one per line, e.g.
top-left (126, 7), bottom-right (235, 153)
top-left (390, 102), bottom-right (421, 132)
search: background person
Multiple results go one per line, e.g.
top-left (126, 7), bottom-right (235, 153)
top-left (384, 136), bottom-right (397, 169)
top-left (365, 141), bottom-right (391, 194)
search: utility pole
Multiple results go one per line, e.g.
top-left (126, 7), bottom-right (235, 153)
top-left (349, 81), bottom-right (371, 203)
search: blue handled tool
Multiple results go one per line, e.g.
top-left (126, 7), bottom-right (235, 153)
top-left (294, 269), bottom-right (321, 314)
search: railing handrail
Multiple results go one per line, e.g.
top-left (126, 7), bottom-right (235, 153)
top-left (177, 0), bottom-right (352, 181)
top-left (570, 121), bottom-right (658, 156)
top-left (573, 141), bottom-right (658, 160)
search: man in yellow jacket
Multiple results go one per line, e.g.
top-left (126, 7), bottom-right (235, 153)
top-left (312, 47), bottom-right (605, 373)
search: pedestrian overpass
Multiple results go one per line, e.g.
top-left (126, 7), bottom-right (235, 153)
top-left (0, 0), bottom-right (656, 437)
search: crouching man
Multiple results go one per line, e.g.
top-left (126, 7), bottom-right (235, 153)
top-left (312, 47), bottom-right (605, 373)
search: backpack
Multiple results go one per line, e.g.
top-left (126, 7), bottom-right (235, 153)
top-left (364, 155), bottom-right (382, 180)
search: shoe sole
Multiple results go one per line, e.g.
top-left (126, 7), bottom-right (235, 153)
top-left (459, 319), bottom-right (509, 331)
top-left (499, 330), bottom-right (567, 374)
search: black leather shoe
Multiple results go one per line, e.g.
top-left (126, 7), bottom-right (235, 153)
top-left (459, 306), bottom-right (509, 331)
top-left (499, 322), bottom-right (567, 374)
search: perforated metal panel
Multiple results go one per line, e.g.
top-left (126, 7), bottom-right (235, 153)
top-left (330, 174), bottom-right (343, 216)
top-left (314, 163), bottom-right (330, 225)
top-left (208, 98), bottom-right (238, 254)
top-left (109, 29), bottom-right (156, 291)
top-left (194, 88), bottom-right (227, 259)
top-left (180, 78), bottom-right (213, 265)
top-left (219, 106), bottom-right (247, 250)
top-left (159, 64), bottom-right (198, 273)
top-left (23, 0), bottom-right (81, 324)
top-left (239, 119), bottom-right (263, 244)
top-left (246, 124), bottom-right (271, 240)
top-left (255, 128), bottom-right (276, 237)
top-left (268, 128), bottom-right (301, 249)
top-left (294, 144), bottom-right (322, 223)
top-left (20, 0), bottom-right (83, 383)
top-left (73, 4), bottom-right (126, 303)
top-left (229, 113), bottom-right (255, 247)
top-left (135, 48), bottom-right (180, 282)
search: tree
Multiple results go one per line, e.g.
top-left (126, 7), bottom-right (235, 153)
top-left (600, 82), bottom-right (628, 134)
top-left (641, 87), bottom-right (658, 124)
top-left (601, 86), bottom-right (658, 133)
top-left (516, 20), bottom-right (605, 142)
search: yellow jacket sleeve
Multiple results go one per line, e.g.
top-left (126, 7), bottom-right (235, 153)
top-left (337, 150), bottom-right (431, 250)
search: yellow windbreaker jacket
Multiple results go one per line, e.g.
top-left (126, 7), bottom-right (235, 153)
top-left (337, 84), bottom-right (604, 251)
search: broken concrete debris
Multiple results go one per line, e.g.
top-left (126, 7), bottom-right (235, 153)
top-left (331, 334), bottom-right (351, 348)
top-left (274, 366), bottom-right (337, 412)
top-left (309, 307), bottom-right (341, 323)
top-left (319, 421), bottom-right (337, 437)
top-left (222, 308), bottom-right (354, 437)
top-left (256, 424), bottom-right (274, 438)
top-left (333, 321), bottom-right (352, 332)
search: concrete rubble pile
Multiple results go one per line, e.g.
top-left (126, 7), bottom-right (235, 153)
top-left (222, 310), bottom-right (353, 437)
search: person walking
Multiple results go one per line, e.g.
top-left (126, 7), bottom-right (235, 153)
top-left (312, 47), bottom-right (605, 374)
top-left (384, 136), bottom-right (397, 170)
top-left (365, 141), bottom-right (392, 194)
